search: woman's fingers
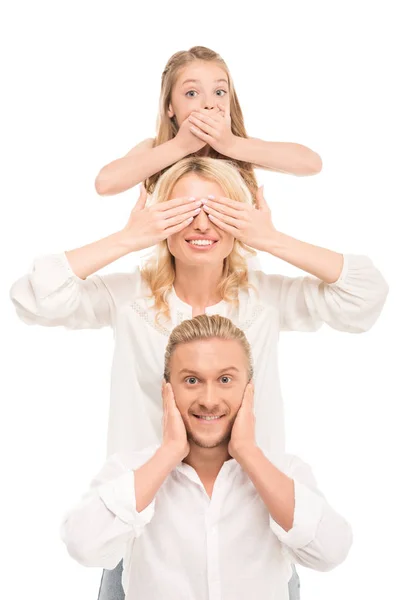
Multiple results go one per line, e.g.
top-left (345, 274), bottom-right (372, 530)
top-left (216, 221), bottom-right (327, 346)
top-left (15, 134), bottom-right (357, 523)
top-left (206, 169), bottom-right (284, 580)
top-left (165, 207), bottom-right (202, 227)
top-left (157, 197), bottom-right (199, 212)
top-left (164, 216), bottom-right (196, 237)
top-left (207, 196), bottom-right (248, 212)
top-left (204, 205), bottom-right (244, 229)
top-left (161, 199), bottom-right (202, 219)
top-left (206, 213), bottom-right (239, 236)
top-left (133, 183), bottom-right (148, 212)
top-left (203, 199), bottom-right (246, 219)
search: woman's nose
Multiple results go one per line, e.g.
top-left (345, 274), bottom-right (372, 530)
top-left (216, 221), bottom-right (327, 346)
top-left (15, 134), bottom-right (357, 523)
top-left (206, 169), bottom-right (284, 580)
top-left (193, 208), bottom-right (210, 231)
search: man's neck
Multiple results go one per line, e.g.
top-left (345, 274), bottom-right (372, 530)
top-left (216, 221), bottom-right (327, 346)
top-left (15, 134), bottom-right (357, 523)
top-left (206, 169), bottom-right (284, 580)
top-left (174, 260), bottom-right (224, 314)
top-left (183, 444), bottom-right (232, 496)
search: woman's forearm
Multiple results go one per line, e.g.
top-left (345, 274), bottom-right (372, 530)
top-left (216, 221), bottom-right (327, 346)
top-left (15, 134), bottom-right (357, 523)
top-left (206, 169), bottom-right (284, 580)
top-left (227, 137), bottom-right (322, 176)
top-left (95, 138), bottom-right (188, 196)
top-left (65, 229), bottom-right (133, 279)
top-left (262, 231), bottom-right (344, 283)
top-left (134, 446), bottom-right (182, 513)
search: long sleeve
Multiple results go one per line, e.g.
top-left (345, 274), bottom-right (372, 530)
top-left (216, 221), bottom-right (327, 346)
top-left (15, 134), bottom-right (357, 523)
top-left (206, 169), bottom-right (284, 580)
top-left (255, 254), bottom-right (388, 333)
top-left (61, 450), bottom-right (157, 569)
top-left (270, 455), bottom-right (353, 571)
top-left (9, 253), bottom-right (139, 330)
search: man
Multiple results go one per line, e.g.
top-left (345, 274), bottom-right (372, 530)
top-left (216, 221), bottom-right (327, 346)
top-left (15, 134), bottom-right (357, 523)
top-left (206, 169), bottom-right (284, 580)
top-left (61, 315), bottom-right (352, 599)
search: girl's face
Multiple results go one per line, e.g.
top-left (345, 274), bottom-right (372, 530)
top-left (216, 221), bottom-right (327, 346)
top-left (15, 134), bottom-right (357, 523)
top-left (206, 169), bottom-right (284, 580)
top-left (166, 174), bottom-right (235, 267)
top-left (168, 61), bottom-right (230, 126)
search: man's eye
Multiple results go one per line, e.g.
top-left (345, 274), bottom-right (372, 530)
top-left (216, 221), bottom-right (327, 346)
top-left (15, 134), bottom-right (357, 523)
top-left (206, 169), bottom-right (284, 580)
top-left (185, 377), bottom-right (198, 385)
top-left (220, 376), bottom-right (232, 384)
top-left (186, 90), bottom-right (198, 97)
top-left (215, 89), bottom-right (227, 96)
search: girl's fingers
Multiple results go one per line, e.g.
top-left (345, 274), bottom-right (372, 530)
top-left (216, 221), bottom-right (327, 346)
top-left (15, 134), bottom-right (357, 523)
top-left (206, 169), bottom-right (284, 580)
top-left (190, 112), bottom-right (219, 127)
top-left (204, 205), bottom-right (243, 228)
top-left (190, 126), bottom-right (213, 143)
top-left (161, 200), bottom-right (201, 219)
top-left (189, 116), bottom-right (217, 137)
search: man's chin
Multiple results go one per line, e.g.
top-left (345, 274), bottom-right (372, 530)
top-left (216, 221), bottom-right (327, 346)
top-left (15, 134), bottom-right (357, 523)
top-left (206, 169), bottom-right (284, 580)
top-left (188, 431), bottom-right (231, 449)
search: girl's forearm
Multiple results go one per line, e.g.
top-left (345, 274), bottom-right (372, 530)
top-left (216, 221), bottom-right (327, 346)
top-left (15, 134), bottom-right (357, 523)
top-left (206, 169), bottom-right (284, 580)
top-left (262, 231), bottom-right (343, 283)
top-left (65, 229), bottom-right (134, 280)
top-left (227, 137), bottom-right (322, 176)
top-left (95, 138), bottom-right (188, 196)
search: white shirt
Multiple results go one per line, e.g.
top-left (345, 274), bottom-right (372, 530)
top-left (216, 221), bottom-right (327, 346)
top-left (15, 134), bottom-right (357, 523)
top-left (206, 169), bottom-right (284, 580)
top-left (10, 253), bottom-right (388, 456)
top-left (61, 446), bottom-right (353, 600)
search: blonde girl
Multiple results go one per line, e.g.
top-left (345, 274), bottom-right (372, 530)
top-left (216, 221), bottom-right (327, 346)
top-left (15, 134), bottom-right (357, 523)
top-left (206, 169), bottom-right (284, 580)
top-left (95, 46), bottom-right (322, 198)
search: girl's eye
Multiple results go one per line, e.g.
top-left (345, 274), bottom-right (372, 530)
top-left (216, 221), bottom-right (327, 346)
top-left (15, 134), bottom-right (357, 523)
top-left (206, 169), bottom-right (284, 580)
top-left (220, 376), bottom-right (232, 384)
top-left (186, 90), bottom-right (198, 98)
top-left (215, 89), bottom-right (227, 97)
top-left (185, 377), bottom-right (198, 385)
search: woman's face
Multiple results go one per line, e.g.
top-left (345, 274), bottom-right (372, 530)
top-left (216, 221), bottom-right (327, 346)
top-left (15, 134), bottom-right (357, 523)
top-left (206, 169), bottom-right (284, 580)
top-left (166, 174), bottom-right (235, 267)
top-left (168, 61), bottom-right (230, 126)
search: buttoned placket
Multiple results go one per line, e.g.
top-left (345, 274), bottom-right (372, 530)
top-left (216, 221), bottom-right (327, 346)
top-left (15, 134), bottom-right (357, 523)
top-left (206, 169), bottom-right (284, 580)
top-left (177, 460), bottom-right (237, 600)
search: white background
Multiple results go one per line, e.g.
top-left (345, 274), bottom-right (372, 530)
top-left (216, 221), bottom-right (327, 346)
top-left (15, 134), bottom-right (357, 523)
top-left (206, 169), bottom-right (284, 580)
top-left (1, 1), bottom-right (399, 599)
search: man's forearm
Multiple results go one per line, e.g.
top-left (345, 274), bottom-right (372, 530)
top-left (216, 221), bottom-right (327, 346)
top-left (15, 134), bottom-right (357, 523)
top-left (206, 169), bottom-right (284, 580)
top-left (134, 446), bottom-right (182, 513)
top-left (235, 445), bottom-right (295, 532)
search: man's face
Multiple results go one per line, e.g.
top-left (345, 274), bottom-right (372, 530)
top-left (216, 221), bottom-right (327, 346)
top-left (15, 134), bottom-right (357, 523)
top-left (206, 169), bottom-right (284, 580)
top-left (169, 338), bottom-right (249, 449)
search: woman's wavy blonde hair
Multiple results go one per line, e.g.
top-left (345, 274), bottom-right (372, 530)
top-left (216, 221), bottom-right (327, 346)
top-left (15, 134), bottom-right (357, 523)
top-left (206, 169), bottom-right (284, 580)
top-left (141, 156), bottom-right (256, 324)
top-left (145, 46), bottom-right (258, 202)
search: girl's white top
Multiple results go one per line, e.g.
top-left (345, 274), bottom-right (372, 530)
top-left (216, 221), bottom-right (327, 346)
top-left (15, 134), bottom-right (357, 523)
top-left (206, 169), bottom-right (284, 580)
top-left (10, 253), bottom-right (388, 457)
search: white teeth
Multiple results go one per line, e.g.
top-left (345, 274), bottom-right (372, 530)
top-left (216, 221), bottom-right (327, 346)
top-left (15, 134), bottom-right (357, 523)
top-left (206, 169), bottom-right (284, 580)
top-left (197, 415), bottom-right (222, 420)
top-left (189, 240), bottom-right (214, 246)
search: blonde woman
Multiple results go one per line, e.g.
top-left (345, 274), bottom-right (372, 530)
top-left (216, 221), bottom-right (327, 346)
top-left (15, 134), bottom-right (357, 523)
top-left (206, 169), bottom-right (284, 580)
top-left (10, 157), bottom-right (388, 599)
top-left (95, 46), bottom-right (322, 199)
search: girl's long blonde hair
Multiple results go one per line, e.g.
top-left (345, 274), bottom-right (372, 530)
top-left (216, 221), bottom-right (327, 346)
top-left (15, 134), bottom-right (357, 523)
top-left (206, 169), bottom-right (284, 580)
top-left (145, 46), bottom-right (258, 202)
top-left (141, 157), bottom-right (256, 324)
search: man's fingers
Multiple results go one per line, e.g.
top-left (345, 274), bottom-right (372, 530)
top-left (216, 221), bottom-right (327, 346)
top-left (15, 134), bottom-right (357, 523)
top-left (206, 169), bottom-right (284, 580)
top-left (243, 382), bottom-right (255, 409)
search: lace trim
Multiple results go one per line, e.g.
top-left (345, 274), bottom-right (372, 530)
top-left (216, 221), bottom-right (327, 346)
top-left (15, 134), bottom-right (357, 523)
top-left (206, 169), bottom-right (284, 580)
top-left (238, 303), bottom-right (267, 331)
top-left (130, 300), bottom-right (171, 337)
top-left (130, 300), bottom-right (268, 335)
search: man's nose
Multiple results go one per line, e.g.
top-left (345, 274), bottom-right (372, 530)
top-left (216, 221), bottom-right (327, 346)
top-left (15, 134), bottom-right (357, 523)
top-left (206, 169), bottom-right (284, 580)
top-left (199, 384), bottom-right (219, 410)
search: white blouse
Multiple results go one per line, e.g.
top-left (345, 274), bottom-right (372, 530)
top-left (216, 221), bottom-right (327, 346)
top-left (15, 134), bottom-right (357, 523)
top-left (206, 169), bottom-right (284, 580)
top-left (60, 446), bottom-right (353, 600)
top-left (10, 253), bottom-right (388, 456)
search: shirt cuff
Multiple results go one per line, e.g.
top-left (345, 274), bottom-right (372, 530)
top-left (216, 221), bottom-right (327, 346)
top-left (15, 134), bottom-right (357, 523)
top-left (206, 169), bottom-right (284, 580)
top-left (270, 479), bottom-right (324, 549)
top-left (98, 470), bottom-right (155, 536)
top-left (329, 254), bottom-right (349, 286)
top-left (31, 253), bottom-right (77, 299)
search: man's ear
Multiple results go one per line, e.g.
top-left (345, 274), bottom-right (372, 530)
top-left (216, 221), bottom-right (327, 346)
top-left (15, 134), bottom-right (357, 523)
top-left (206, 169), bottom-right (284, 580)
top-left (167, 103), bottom-right (174, 118)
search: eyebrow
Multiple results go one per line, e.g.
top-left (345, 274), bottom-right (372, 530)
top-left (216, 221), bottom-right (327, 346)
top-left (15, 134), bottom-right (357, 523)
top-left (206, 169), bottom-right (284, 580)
top-left (181, 78), bottom-right (228, 87)
top-left (178, 366), bottom-right (240, 375)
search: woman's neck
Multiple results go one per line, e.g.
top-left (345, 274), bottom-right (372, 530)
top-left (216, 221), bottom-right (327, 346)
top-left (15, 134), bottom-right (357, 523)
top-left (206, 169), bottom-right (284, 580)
top-left (173, 261), bottom-right (224, 314)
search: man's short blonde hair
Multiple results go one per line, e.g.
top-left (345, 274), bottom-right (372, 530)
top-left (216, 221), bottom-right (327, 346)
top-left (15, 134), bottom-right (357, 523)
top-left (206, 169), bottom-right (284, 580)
top-left (164, 314), bottom-right (253, 381)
